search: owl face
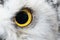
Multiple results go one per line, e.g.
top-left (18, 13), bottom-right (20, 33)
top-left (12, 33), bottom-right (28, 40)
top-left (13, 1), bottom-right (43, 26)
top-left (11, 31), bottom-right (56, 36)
top-left (0, 0), bottom-right (58, 40)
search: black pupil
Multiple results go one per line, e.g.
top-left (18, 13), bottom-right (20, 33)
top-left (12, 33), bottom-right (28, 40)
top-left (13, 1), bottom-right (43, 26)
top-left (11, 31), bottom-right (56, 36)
top-left (15, 11), bottom-right (28, 24)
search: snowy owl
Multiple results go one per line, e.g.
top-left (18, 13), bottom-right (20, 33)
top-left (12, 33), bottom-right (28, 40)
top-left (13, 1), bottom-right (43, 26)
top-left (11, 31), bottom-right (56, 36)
top-left (0, 0), bottom-right (60, 40)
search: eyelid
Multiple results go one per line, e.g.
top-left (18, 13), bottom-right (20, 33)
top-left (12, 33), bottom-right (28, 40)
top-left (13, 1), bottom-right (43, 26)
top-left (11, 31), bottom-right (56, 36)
top-left (21, 7), bottom-right (33, 14)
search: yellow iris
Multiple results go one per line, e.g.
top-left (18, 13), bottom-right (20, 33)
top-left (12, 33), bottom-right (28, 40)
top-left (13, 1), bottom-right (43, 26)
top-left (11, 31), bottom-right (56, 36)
top-left (14, 8), bottom-right (32, 27)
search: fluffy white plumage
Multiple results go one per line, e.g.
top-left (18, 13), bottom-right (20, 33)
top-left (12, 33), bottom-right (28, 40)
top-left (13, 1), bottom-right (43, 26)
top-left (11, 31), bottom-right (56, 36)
top-left (0, 0), bottom-right (60, 40)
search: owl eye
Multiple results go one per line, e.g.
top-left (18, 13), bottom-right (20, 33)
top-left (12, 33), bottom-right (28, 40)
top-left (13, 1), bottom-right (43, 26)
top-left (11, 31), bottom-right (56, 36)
top-left (14, 8), bottom-right (32, 27)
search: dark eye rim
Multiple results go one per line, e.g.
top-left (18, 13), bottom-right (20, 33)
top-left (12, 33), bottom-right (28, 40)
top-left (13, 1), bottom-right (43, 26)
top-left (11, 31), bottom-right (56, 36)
top-left (14, 8), bottom-right (33, 27)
